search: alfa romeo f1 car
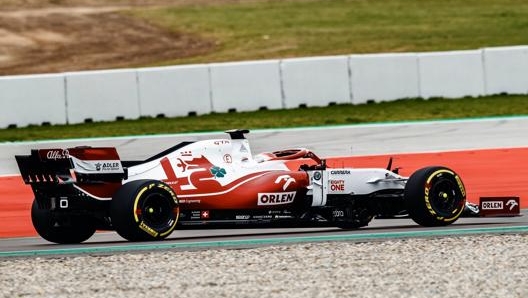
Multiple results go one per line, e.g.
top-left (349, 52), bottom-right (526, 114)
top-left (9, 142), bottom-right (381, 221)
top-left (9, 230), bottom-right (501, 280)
top-left (16, 129), bottom-right (467, 244)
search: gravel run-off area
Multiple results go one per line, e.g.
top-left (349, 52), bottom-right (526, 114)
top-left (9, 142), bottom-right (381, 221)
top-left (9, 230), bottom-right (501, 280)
top-left (1, 234), bottom-right (528, 298)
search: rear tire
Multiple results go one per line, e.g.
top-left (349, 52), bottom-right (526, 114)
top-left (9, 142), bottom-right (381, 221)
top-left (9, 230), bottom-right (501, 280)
top-left (111, 180), bottom-right (179, 241)
top-left (31, 200), bottom-right (96, 244)
top-left (405, 166), bottom-right (466, 226)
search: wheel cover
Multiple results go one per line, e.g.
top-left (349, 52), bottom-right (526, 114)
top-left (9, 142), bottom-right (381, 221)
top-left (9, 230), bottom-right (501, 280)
top-left (137, 192), bottom-right (175, 229)
top-left (428, 177), bottom-right (464, 216)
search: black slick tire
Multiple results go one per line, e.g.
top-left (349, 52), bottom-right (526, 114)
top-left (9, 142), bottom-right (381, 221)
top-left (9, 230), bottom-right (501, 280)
top-left (404, 166), bottom-right (466, 227)
top-left (110, 180), bottom-right (179, 241)
top-left (31, 200), bottom-right (96, 244)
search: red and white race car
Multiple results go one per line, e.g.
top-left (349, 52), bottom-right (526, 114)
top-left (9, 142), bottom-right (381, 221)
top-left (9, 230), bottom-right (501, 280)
top-left (16, 129), bottom-right (467, 243)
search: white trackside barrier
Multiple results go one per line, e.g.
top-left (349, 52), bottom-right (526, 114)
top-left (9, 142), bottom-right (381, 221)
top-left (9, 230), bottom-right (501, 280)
top-left (1, 45), bottom-right (528, 129)
top-left (65, 69), bottom-right (140, 124)
top-left (209, 60), bottom-right (283, 112)
top-left (281, 56), bottom-right (351, 108)
top-left (483, 46), bottom-right (528, 95)
top-left (0, 74), bottom-right (66, 128)
top-left (418, 50), bottom-right (485, 99)
top-left (349, 53), bottom-right (420, 104)
top-left (137, 65), bottom-right (211, 117)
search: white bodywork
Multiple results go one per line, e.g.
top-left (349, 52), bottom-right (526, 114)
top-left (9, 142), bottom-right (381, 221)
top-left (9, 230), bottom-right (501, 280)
top-left (125, 137), bottom-right (291, 183)
top-left (309, 169), bottom-right (407, 206)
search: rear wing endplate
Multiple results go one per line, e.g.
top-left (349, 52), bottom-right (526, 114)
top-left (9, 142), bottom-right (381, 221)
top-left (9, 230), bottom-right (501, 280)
top-left (15, 147), bottom-right (126, 184)
top-left (15, 149), bottom-right (73, 184)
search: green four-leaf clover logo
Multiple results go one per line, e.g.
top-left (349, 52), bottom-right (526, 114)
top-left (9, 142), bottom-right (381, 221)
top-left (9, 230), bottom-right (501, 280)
top-left (210, 166), bottom-right (227, 178)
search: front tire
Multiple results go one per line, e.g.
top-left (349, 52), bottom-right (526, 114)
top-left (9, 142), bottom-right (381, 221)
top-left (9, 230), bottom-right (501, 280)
top-left (111, 180), bottom-right (179, 241)
top-left (31, 200), bottom-right (96, 244)
top-left (405, 166), bottom-right (466, 226)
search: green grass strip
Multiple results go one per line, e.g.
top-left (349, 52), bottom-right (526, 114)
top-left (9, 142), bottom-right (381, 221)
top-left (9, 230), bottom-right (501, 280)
top-left (2, 95), bottom-right (528, 142)
top-left (128, 0), bottom-right (528, 66)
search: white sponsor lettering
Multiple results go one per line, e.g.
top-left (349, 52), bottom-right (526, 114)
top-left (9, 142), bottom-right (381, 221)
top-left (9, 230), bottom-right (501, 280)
top-left (274, 215), bottom-right (293, 219)
top-left (481, 201), bottom-right (503, 210)
top-left (253, 215), bottom-right (272, 219)
top-left (332, 210), bottom-right (344, 217)
top-left (258, 192), bottom-right (296, 206)
top-left (46, 149), bottom-right (69, 160)
top-left (179, 199), bottom-right (201, 204)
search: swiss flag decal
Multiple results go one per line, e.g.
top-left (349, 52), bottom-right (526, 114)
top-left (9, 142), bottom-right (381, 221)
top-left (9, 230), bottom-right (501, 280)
top-left (201, 210), bottom-right (210, 219)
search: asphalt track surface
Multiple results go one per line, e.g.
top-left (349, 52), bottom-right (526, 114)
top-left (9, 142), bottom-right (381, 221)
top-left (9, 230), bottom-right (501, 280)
top-left (2, 215), bottom-right (528, 258)
top-left (1, 116), bottom-right (527, 256)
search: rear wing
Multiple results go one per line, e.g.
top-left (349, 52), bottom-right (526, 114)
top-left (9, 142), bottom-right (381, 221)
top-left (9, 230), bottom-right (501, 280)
top-left (16, 149), bottom-right (72, 184)
top-left (15, 147), bottom-right (126, 184)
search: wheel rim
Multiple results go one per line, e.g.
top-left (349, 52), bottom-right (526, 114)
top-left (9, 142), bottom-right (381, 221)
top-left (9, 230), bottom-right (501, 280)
top-left (428, 177), bottom-right (463, 216)
top-left (139, 192), bottom-right (174, 228)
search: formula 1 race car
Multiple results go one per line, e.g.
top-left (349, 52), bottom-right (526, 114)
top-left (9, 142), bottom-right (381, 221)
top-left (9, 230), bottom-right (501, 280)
top-left (15, 129), bottom-right (467, 244)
